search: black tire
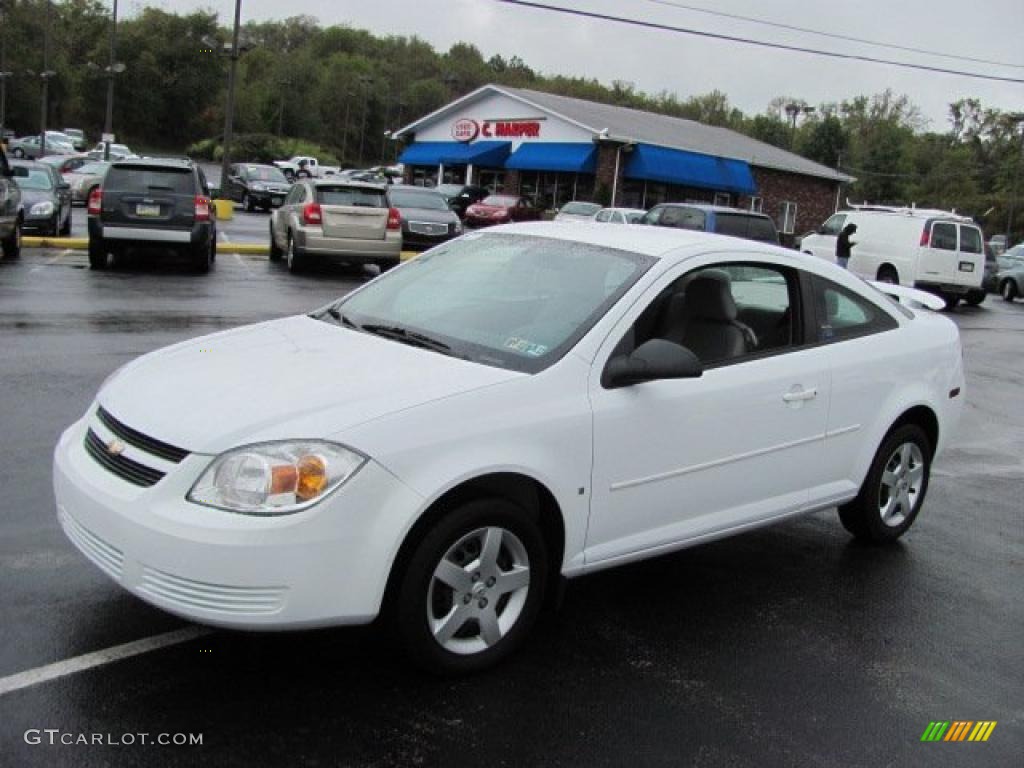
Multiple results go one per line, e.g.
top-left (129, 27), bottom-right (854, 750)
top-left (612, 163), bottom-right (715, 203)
top-left (269, 222), bottom-right (283, 261)
top-left (963, 289), bottom-right (985, 307)
top-left (87, 238), bottom-right (108, 270)
top-left (941, 292), bottom-right (960, 311)
top-left (876, 265), bottom-right (899, 284)
top-left (1, 219), bottom-right (21, 259)
top-left (838, 424), bottom-right (932, 543)
top-left (393, 498), bottom-right (548, 675)
top-left (59, 209), bottom-right (72, 236)
top-left (210, 234), bottom-right (217, 263)
top-left (286, 232), bottom-right (304, 273)
top-left (1002, 280), bottom-right (1018, 302)
top-left (378, 258), bottom-right (400, 273)
top-left (191, 240), bottom-right (213, 274)
top-left (12, 147), bottom-right (24, 158)
top-left (242, 193), bottom-right (253, 213)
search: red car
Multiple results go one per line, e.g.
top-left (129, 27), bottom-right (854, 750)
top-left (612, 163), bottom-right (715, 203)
top-left (464, 194), bottom-right (542, 228)
top-left (39, 154), bottom-right (91, 176)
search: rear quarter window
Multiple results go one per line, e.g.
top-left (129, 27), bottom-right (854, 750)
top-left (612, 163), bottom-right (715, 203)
top-left (714, 213), bottom-right (779, 243)
top-left (105, 167), bottom-right (194, 194)
top-left (316, 187), bottom-right (387, 207)
top-left (960, 226), bottom-right (982, 254)
top-left (655, 206), bottom-right (705, 231)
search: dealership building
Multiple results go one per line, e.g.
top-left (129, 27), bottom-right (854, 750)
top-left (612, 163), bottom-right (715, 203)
top-left (395, 84), bottom-right (852, 241)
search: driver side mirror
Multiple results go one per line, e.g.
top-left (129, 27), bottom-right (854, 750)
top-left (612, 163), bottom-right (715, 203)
top-left (602, 339), bottom-right (703, 389)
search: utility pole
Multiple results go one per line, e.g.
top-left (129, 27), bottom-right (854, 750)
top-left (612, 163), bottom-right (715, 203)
top-left (358, 75), bottom-right (372, 166)
top-left (219, 0), bottom-right (243, 193)
top-left (341, 91), bottom-right (352, 165)
top-left (276, 79), bottom-right (291, 137)
top-left (0, 1), bottom-right (10, 142)
top-left (1006, 114), bottom-right (1024, 247)
top-left (40, 0), bottom-right (52, 158)
top-left (103, 0), bottom-right (118, 161)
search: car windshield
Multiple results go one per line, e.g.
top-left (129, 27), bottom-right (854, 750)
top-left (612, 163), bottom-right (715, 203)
top-left (330, 233), bottom-right (655, 373)
top-left (104, 166), bottom-right (193, 193)
top-left (482, 195), bottom-right (519, 207)
top-left (76, 162), bottom-right (109, 175)
top-left (437, 184), bottom-right (464, 197)
top-left (561, 201), bottom-right (601, 216)
top-left (246, 166), bottom-right (288, 183)
top-left (14, 169), bottom-right (54, 190)
top-left (389, 189), bottom-right (449, 210)
top-left (316, 186), bottom-right (387, 207)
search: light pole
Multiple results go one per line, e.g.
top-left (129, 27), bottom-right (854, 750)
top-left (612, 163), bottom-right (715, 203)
top-left (341, 91), bottom-right (353, 166)
top-left (40, 0), bottom-right (52, 158)
top-left (357, 75), bottom-right (372, 166)
top-left (102, 0), bottom-right (120, 160)
top-left (1005, 113), bottom-right (1024, 247)
top-left (0, 0), bottom-right (10, 143)
top-left (219, 0), bottom-right (244, 194)
top-left (784, 103), bottom-right (815, 148)
top-left (276, 78), bottom-right (292, 137)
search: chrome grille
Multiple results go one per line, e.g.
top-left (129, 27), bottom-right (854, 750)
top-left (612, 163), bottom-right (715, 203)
top-left (96, 406), bottom-right (189, 463)
top-left (84, 428), bottom-right (166, 487)
top-left (408, 222), bottom-right (448, 236)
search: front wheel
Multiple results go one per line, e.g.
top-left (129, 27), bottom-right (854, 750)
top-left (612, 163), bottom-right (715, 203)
top-left (394, 498), bottom-right (548, 675)
top-left (1002, 280), bottom-right (1018, 302)
top-left (1, 219), bottom-right (21, 259)
top-left (838, 424), bottom-right (932, 543)
top-left (876, 265), bottom-right (899, 285)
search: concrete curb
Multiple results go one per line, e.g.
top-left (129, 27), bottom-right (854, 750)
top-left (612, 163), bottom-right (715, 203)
top-left (21, 236), bottom-right (420, 261)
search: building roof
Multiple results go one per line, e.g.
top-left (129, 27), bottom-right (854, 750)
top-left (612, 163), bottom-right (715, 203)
top-left (396, 84), bottom-right (853, 184)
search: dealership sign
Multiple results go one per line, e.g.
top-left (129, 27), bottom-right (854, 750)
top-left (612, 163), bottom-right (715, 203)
top-left (452, 118), bottom-right (543, 142)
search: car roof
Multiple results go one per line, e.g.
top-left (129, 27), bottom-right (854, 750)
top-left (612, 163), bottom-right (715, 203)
top-left (310, 178), bottom-right (386, 190)
top-left (485, 220), bottom-right (777, 259)
top-left (653, 202), bottom-right (771, 217)
top-left (388, 184), bottom-right (443, 193)
top-left (111, 157), bottom-right (193, 169)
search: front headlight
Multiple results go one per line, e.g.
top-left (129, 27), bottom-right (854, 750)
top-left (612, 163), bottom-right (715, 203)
top-left (30, 201), bottom-right (55, 216)
top-left (188, 441), bottom-right (367, 515)
top-left (250, 183), bottom-right (266, 192)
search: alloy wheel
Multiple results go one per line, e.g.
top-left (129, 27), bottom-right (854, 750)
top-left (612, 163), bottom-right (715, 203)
top-left (426, 526), bottom-right (531, 655)
top-left (877, 442), bottom-right (925, 527)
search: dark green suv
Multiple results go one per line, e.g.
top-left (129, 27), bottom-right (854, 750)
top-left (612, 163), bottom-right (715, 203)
top-left (87, 157), bottom-right (217, 272)
top-left (0, 144), bottom-right (22, 259)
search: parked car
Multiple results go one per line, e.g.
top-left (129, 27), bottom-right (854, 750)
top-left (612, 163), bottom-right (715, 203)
top-left (223, 163), bottom-right (292, 212)
top-left (273, 156), bottom-right (340, 180)
top-left (86, 142), bottom-right (134, 161)
top-left (0, 144), bottom-right (22, 259)
top-left (464, 194), bottom-right (542, 228)
top-left (594, 207), bottom-right (647, 224)
top-left (553, 200), bottom-right (602, 223)
top-left (54, 222), bottom-right (964, 674)
top-left (8, 134), bottom-right (76, 159)
top-left (66, 161), bottom-right (110, 205)
top-left (642, 203), bottom-right (780, 245)
top-left (995, 246), bottom-right (1024, 302)
top-left (969, 243), bottom-right (999, 305)
top-left (10, 159), bottom-right (72, 236)
top-left (62, 129), bottom-right (87, 151)
top-left (269, 179), bottom-right (401, 273)
top-left (87, 157), bottom-right (217, 272)
top-left (39, 153), bottom-right (92, 176)
top-left (436, 184), bottom-right (489, 218)
top-left (387, 185), bottom-right (462, 251)
top-left (799, 206), bottom-right (985, 309)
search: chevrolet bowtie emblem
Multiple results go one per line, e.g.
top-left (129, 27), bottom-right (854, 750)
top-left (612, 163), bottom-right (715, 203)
top-left (106, 438), bottom-right (126, 456)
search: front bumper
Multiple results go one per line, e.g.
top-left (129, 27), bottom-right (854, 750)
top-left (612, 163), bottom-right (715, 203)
top-left (402, 225), bottom-right (458, 251)
top-left (22, 213), bottom-right (57, 232)
top-left (53, 413), bottom-right (424, 629)
top-left (248, 190), bottom-right (288, 208)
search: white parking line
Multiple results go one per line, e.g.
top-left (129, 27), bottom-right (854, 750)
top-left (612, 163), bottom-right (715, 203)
top-left (29, 249), bottom-right (73, 273)
top-left (233, 252), bottom-right (253, 276)
top-left (0, 627), bottom-right (212, 697)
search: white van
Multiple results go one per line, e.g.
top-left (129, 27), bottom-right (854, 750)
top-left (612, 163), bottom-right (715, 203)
top-left (800, 206), bottom-right (985, 308)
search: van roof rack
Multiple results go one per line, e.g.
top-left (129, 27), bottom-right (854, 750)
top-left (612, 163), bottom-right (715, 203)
top-left (845, 200), bottom-right (974, 222)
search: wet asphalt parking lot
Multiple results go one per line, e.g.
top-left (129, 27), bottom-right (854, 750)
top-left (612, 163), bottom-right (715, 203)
top-left (0, 244), bottom-right (1021, 767)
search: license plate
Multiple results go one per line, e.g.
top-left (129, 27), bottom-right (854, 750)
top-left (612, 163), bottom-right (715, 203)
top-left (136, 204), bottom-right (160, 217)
top-left (958, 261), bottom-right (974, 272)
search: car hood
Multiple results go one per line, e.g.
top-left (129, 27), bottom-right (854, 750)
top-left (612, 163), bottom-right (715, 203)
top-left (97, 315), bottom-right (521, 455)
top-left (554, 213), bottom-right (596, 223)
top-left (396, 206), bottom-right (458, 224)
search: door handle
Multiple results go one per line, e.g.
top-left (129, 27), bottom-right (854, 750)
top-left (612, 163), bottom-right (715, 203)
top-left (782, 387), bottom-right (818, 403)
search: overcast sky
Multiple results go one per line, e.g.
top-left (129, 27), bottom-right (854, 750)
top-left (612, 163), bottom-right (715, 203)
top-left (155, 0), bottom-right (1024, 129)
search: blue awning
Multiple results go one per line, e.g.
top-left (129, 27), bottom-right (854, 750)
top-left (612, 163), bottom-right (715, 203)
top-left (505, 142), bottom-right (598, 173)
top-left (624, 144), bottom-right (756, 195)
top-left (398, 141), bottom-right (511, 167)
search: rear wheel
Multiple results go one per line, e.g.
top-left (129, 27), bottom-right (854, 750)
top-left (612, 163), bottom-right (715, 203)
top-left (1, 219), bottom-right (21, 259)
top-left (941, 293), bottom-right (960, 311)
top-left (286, 232), bottom-right (304, 273)
top-left (269, 222), bottom-right (283, 261)
top-left (876, 265), bottom-right (899, 284)
top-left (838, 424), bottom-right (932, 543)
top-left (1002, 279), bottom-right (1018, 302)
top-left (393, 498), bottom-right (548, 675)
top-left (963, 289), bottom-right (986, 307)
top-left (378, 258), bottom-right (400, 273)
top-left (190, 239), bottom-right (213, 273)
top-left (87, 237), bottom-right (108, 269)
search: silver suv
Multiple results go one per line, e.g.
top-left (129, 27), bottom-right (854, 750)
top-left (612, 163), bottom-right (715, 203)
top-left (0, 145), bottom-right (22, 259)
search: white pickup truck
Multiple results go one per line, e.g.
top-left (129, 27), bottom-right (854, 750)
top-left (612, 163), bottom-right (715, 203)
top-left (272, 156), bottom-right (340, 180)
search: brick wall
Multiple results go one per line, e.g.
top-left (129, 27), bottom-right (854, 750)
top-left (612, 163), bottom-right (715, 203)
top-left (742, 168), bottom-right (839, 246)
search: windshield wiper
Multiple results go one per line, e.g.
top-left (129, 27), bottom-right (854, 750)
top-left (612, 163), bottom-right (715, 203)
top-left (361, 324), bottom-right (455, 356)
top-left (318, 306), bottom-right (359, 329)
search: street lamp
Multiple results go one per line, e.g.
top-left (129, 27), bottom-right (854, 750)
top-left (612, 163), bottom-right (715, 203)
top-left (276, 78), bottom-right (292, 137)
top-left (784, 103), bottom-right (815, 148)
top-left (215, 0), bottom-right (251, 194)
top-left (1005, 113), bottom-right (1024, 247)
top-left (103, 0), bottom-right (121, 161)
top-left (0, 0), bottom-right (10, 142)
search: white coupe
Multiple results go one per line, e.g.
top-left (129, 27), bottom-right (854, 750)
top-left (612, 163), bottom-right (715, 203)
top-left (54, 223), bottom-right (964, 673)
